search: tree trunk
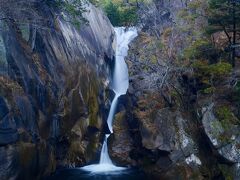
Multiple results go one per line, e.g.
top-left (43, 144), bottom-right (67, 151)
top-left (232, 0), bottom-right (236, 67)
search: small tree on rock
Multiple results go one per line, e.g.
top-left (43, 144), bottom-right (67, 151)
top-left (207, 0), bottom-right (240, 66)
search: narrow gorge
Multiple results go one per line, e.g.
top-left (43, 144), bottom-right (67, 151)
top-left (81, 27), bottom-right (137, 173)
top-left (0, 0), bottom-right (240, 180)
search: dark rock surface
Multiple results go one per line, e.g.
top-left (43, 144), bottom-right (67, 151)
top-left (109, 0), bottom-right (240, 179)
top-left (0, 2), bottom-right (114, 179)
top-left (0, 0), bottom-right (239, 180)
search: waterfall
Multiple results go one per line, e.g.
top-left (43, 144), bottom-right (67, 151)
top-left (99, 134), bottom-right (112, 164)
top-left (81, 27), bottom-right (138, 173)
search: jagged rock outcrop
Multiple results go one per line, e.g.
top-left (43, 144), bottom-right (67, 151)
top-left (109, 0), bottom-right (240, 179)
top-left (0, 0), bottom-right (239, 179)
top-left (0, 2), bottom-right (114, 179)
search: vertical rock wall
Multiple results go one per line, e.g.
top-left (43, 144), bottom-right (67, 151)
top-left (109, 0), bottom-right (240, 179)
top-left (0, 2), bottom-right (115, 179)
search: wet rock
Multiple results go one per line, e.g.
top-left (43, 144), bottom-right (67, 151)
top-left (0, 97), bottom-right (8, 120)
top-left (112, 0), bottom-right (231, 178)
top-left (0, 145), bottom-right (19, 180)
top-left (139, 109), bottom-right (176, 151)
top-left (0, 128), bottom-right (18, 145)
top-left (202, 103), bottom-right (240, 165)
top-left (109, 111), bottom-right (134, 165)
top-left (0, 1), bottom-right (114, 179)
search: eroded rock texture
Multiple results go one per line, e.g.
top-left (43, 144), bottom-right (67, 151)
top-left (0, 2), bottom-right (114, 179)
top-left (109, 0), bottom-right (240, 179)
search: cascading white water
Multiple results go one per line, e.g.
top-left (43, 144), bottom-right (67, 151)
top-left (81, 27), bottom-right (138, 173)
top-left (99, 134), bottom-right (112, 164)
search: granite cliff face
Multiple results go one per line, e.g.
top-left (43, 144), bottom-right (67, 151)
top-left (0, 2), bottom-right (114, 179)
top-left (109, 0), bottom-right (240, 179)
top-left (0, 0), bottom-right (240, 179)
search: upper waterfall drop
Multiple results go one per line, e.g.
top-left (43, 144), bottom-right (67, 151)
top-left (81, 27), bottom-right (138, 173)
top-left (107, 27), bottom-right (138, 133)
top-left (112, 27), bottom-right (138, 95)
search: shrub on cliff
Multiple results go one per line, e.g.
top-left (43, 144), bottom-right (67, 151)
top-left (0, 0), bottom-right (87, 29)
top-left (192, 61), bottom-right (232, 77)
top-left (192, 60), bottom-right (232, 94)
top-left (184, 39), bottom-right (217, 62)
top-left (207, 0), bottom-right (240, 66)
top-left (98, 0), bottom-right (138, 26)
top-left (46, 0), bottom-right (87, 27)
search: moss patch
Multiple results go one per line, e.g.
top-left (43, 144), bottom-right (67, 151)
top-left (218, 164), bottom-right (234, 180)
top-left (215, 106), bottom-right (239, 130)
top-left (67, 140), bottom-right (85, 165)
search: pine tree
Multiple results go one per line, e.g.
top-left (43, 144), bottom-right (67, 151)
top-left (207, 0), bottom-right (240, 66)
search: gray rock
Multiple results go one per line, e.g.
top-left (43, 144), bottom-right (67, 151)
top-left (0, 97), bottom-right (8, 120)
top-left (0, 1), bottom-right (115, 179)
top-left (202, 103), bottom-right (224, 148)
top-left (202, 104), bottom-right (240, 164)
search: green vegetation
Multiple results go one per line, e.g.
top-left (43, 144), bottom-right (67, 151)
top-left (192, 61), bottom-right (232, 78)
top-left (207, 0), bottom-right (240, 66)
top-left (218, 164), bottom-right (234, 180)
top-left (177, 0), bottom-right (207, 38)
top-left (0, 0), bottom-right (87, 29)
top-left (178, 0), bottom-right (239, 65)
top-left (177, 0), bottom-right (236, 96)
top-left (101, 0), bottom-right (138, 26)
top-left (208, 62), bottom-right (232, 77)
top-left (14, 0), bottom-right (142, 28)
top-left (216, 106), bottom-right (239, 130)
top-left (46, 0), bottom-right (87, 28)
top-left (192, 60), bottom-right (232, 93)
top-left (203, 87), bottom-right (216, 94)
top-left (211, 105), bottom-right (239, 144)
top-left (183, 39), bottom-right (216, 62)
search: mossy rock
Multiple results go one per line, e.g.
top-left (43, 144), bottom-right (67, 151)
top-left (62, 66), bottom-right (102, 134)
top-left (43, 149), bottom-right (56, 176)
top-left (17, 142), bottom-right (56, 179)
top-left (18, 142), bottom-right (36, 168)
top-left (215, 105), bottom-right (239, 130)
top-left (67, 140), bottom-right (85, 165)
top-left (88, 95), bottom-right (100, 128)
top-left (218, 164), bottom-right (234, 180)
top-left (71, 87), bottom-right (86, 120)
top-left (78, 66), bottom-right (101, 129)
top-left (84, 132), bottom-right (101, 162)
top-left (113, 111), bottom-right (126, 132)
top-left (0, 76), bottom-right (24, 104)
top-left (71, 118), bottom-right (88, 139)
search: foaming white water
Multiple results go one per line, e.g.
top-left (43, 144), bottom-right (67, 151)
top-left (113, 27), bottom-right (138, 95)
top-left (81, 163), bottom-right (126, 173)
top-left (107, 27), bottom-right (138, 133)
top-left (81, 27), bottom-right (138, 174)
top-left (107, 95), bottom-right (119, 133)
top-left (99, 134), bottom-right (112, 164)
